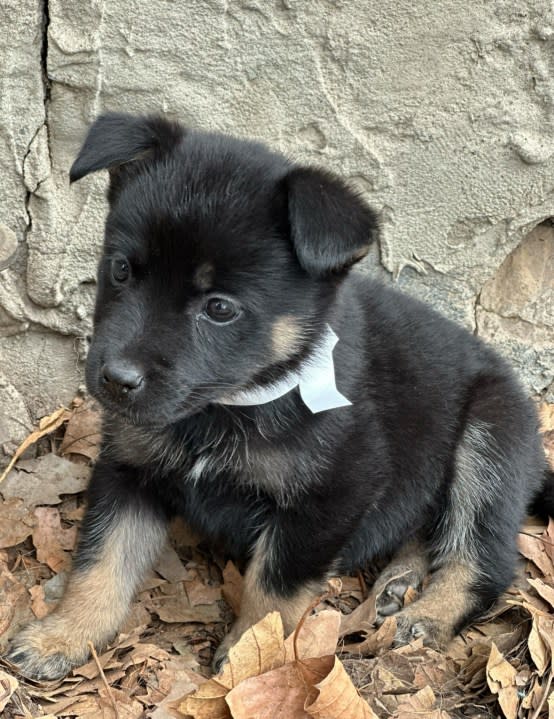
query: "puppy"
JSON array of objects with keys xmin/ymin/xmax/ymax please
[{"xmin": 8, "ymin": 113, "xmax": 552, "ymax": 679}]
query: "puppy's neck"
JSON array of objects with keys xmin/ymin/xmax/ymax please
[{"xmin": 219, "ymin": 324, "xmax": 352, "ymax": 414}]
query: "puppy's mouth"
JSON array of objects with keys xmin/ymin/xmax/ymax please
[{"xmin": 92, "ymin": 383, "xmax": 223, "ymax": 427}]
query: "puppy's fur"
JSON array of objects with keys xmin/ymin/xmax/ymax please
[{"xmin": 8, "ymin": 113, "xmax": 553, "ymax": 679}]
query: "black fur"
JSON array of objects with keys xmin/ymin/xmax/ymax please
[{"xmin": 9, "ymin": 113, "xmax": 552, "ymax": 677}]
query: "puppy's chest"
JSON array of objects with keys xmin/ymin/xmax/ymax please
[
  {"xmin": 110, "ymin": 419, "xmax": 323, "ymax": 503},
  {"xmin": 187, "ymin": 434, "xmax": 321, "ymax": 503}
]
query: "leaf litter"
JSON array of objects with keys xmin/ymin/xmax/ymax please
[{"xmin": 0, "ymin": 400, "xmax": 552, "ymax": 717}]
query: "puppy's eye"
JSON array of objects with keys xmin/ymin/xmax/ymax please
[
  {"xmin": 111, "ymin": 257, "xmax": 130, "ymax": 283},
  {"xmin": 204, "ymin": 297, "xmax": 240, "ymax": 324}
]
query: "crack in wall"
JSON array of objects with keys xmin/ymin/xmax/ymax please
[{"xmin": 22, "ymin": 0, "xmax": 51, "ymax": 246}]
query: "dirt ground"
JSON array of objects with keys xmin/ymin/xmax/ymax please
[{"xmin": 0, "ymin": 398, "xmax": 553, "ymax": 719}]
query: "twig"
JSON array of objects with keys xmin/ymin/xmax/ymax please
[
  {"xmin": 87, "ymin": 641, "xmax": 119, "ymax": 719},
  {"xmin": 530, "ymin": 669, "xmax": 552, "ymax": 719}
]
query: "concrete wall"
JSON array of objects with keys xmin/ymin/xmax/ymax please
[{"xmin": 1, "ymin": 0, "xmax": 553, "ymax": 456}]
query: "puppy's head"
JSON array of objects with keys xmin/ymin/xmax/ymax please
[{"xmin": 71, "ymin": 113, "xmax": 377, "ymax": 425}]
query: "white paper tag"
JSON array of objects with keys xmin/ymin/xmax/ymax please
[{"xmin": 220, "ymin": 324, "xmax": 352, "ymax": 414}]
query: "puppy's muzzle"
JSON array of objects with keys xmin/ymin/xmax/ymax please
[{"xmin": 101, "ymin": 359, "xmax": 144, "ymax": 400}]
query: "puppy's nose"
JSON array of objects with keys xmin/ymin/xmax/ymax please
[{"xmin": 101, "ymin": 360, "xmax": 144, "ymax": 395}]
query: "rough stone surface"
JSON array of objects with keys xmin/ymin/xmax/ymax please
[
  {"xmin": 1, "ymin": 0, "xmax": 553, "ymax": 450},
  {"xmin": 477, "ymin": 223, "xmax": 554, "ymax": 399}
]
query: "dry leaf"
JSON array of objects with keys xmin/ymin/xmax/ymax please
[
  {"xmin": 486, "ymin": 642, "xmax": 519, "ymax": 719},
  {"xmin": 181, "ymin": 612, "xmax": 286, "ymax": 717},
  {"xmin": 60, "ymin": 397, "xmax": 102, "ymax": 461},
  {"xmin": 180, "ymin": 678, "xmax": 230, "ymax": 719},
  {"xmin": 0, "ymin": 406, "xmax": 69, "ymax": 484},
  {"xmin": 0, "ymin": 559, "xmax": 30, "ymax": 641},
  {"xmin": 148, "ymin": 581, "xmax": 221, "ymax": 624},
  {"xmin": 154, "ymin": 544, "xmax": 192, "ymax": 583},
  {"xmin": 2, "ymin": 453, "xmax": 90, "ymax": 507},
  {"xmin": 30, "ymin": 584, "xmax": 50, "ymax": 619},
  {"xmin": 394, "ymin": 685, "xmax": 450, "ymax": 718},
  {"xmin": 32, "ymin": 506, "xmax": 77, "ymax": 572},
  {"xmin": 0, "ymin": 497, "xmax": 35, "ymax": 548},
  {"xmin": 284, "ymin": 610, "xmax": 341, "ymax": 662},
  {"xmin": 0, "ymin": 669, "xmax": 18, "ymax": 711},
  {"xmin": 528, "ymin": 577, "xmax": 554, "ymax": 610},
  {"xmin": 219, "ymin": 611, "xmax": 286, "ymax": 689},
  {"xmin": 518, "ymin": 533, "xmax": 554, "ymax": 580},
  {"xmin": 339, "ymin": 589, "xmax": 377, "ymax": 638},
  {"xmin": 305, "ymin": 655, "xmax": 378, "ymax": 719},
  {"xmin": 343, "ymin": 615, "xmax": 397, "ymax": 655},
  {"xmin": 185, "ymin": 576, "xmax": 222, "ymax": 607},
  {"xmin": 225, "ymin": 661, "xmax": 312, "ymax": 718}
]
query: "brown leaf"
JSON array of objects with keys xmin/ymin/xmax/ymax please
[
  {"xmin": 154, "ymin": 544, "xmax": 192, "ymax": 584},
  {"xmin": 0, "ymin": 669, "xmax": 18, "ymax": 711},
  {"xmin": 221, "ymin": 560, "xmax": 243, "ymax": 616},
  {"xmin": 339, "ymin": 588, "xmax": 377, "ymax": 638},
  {"xmin": 60, "ymin": 397, "xmax": 102, "ymax": 461},
  {"xmin": 32, "ymin": 506, "xmax": 77, "ymax": 572},
  {"xmin": 528, "ymin": 613, "xmax": 553, "ymax": 675},
  {"xmin": 225, "ymin": 661, "xmax": 312, "ymax": 718},
  {"xmin": 179, "ymin": 678, "xmax": 230, "ymax": 719},
  {"xmin": 305, "ymin": 655, "xmax": 379, "ymax": 719},
  {"xmin": 0, "ymin": 406, "xmax": 70, "ymax": 484},
  {"xmin": 518, "ymin": 533, "xmax": 554, "ymax": 581},
  {"xmin": 184, "ymin": 576, "xmax": 222, "ymax": 607},
  {"xmin": 0, "ymin": 497, "xmax": 35, "ymax": 548},
  {"xmin": 394, "ymin": 686, "xmax": 450, "ymax": 718},
  {"xmin": 150, "ymin": 666, "xmax": 204, "ymax": 719},
  {"xmin": 219, "ymin": 611, "xmax": 286, "ymax": 689},
  {"xmin": 30, "ymin": 584, "xmax": 50, "ymax": 619},
  {"xmin": 0, "ymin": 558, "xmax": 30, "ymax": 642},
  {"xmin": 148, "ymin": 582, "xmax": 221, "ymax": 624},
  {"xmin": 486, "ymin": 642, "xmax": 519, "ymax": 719},
  {"xmin": 284, "ymin": 610, "xmax": 341, "ymax": 662},
  {"xmin": 528, "ymin": 577, "xmax": 554, "ymax": 610},
  {"xmin": 180, "ymin": 612, "xmax": 286, "ymax": 717},
  {"xmin": 1, "ymin": 454, "xmax": 90, "ymax": 507},
  {"xmin": 343, "ymin": 616, "xmax": 396, "ymax": 656}
]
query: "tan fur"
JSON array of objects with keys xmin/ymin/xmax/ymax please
[
  {"xmin": 395, "ymin": 560, "xmax": 475, "ymax": 647},
  {"xmin": 11, "ymin": 509, "xmax": 166, "ymax": 676},
  {"xmin": 214, "ymin": 530, "xmax": 322, "ymax": 663},
  {"xmin": 193, "ymin": 262, "xmax": 214, "ymax": 290},
  {"xmin": 271, "ymin": 316, "xmax": 304, "ymax": 362}
]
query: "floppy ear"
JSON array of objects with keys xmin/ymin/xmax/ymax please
[
  {"xmin": 69, "ymin": 112, "xmax": 184, "ymax": 202},
  {"xmin": 285, "ymin": 167, "xmax": 378, "ymax": 277}
]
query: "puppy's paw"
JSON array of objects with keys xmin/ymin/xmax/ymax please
[
  {"xmin": 392, "ymin": 613, "xmax": 451, "ymax": 649},
  {"xmin": 374, "ymin": 569, "xmax": 422, "ymax": 626},
  {"xmin": 6, "ymin": 620, "xmax": 89, "ymax": 681}
]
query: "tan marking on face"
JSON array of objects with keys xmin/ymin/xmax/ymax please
[
  {"xmin": 396, "ymin": 560, "xmax": 476, "ymax": 647},
  {"xmin": 193, "ymin": 262, "xmax": 215, "ymax": 291},
  {"xmin": 271, "ymin": 316, "xmax": 304, "ymax": 362}
]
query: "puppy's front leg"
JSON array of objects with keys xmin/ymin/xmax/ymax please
[
  {"xmin": 213, "ymin": 527, "xmax": 326, "ymax": 670},
  {"xmin": 7, "ymin": 461, "xmax": 168, "ymax": 680}
]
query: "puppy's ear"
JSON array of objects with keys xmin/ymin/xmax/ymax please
[
  {"xmin": 285, "ymin": 167, "xmax": 378, "ymax": 277},
  {"xmin": 70, "ymin": 112, "xmax": 184, "ymax": 201}
]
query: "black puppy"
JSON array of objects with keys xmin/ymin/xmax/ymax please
[{"xmin": 8, "ymin": 113, "xmax": 553, "ymax": 679}]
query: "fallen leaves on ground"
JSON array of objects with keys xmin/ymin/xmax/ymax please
[{"xmin": 0, "ymin": 400, "xmax": 553, "ymax": 717}]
